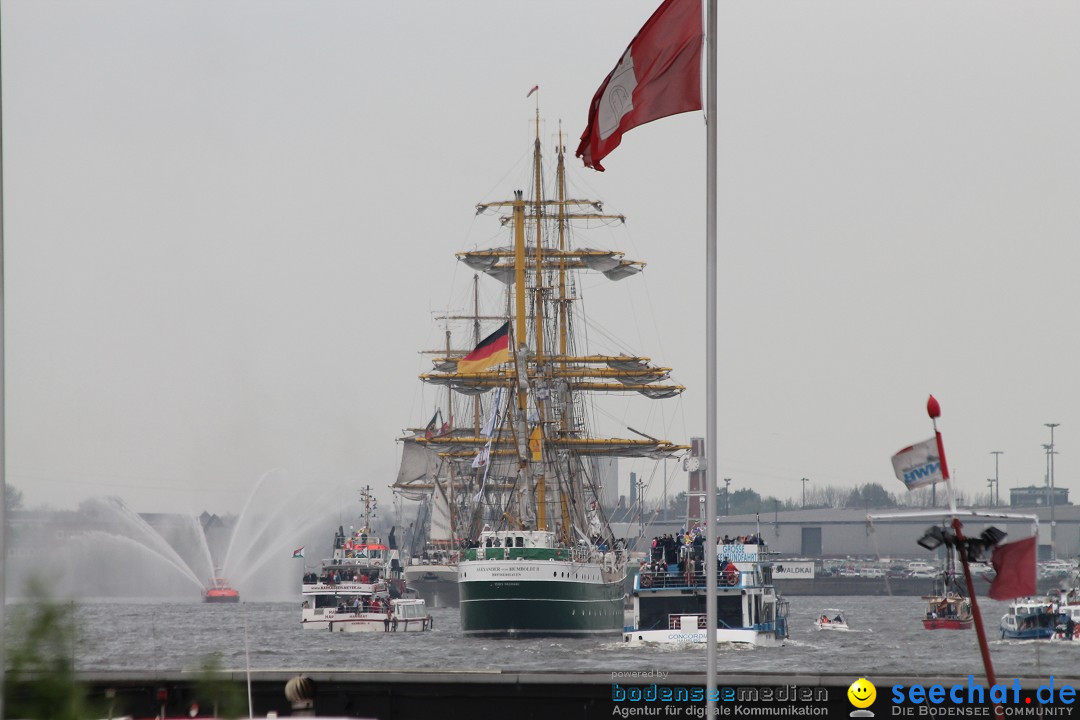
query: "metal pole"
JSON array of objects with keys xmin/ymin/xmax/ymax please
[
  {"xmin": 950, "ymin": 519, "xmax": 1001, "ymax": 717},
  {"xmin": 800, "ymin": 477, "xmax": 809, "ymax": 508},
  {"xmin": 1046, "ymin": 423, "xmax": 1058, "ymax": 560},
  {"xmin": 991, "ymin": 451, "xmax": 1002, "ymax": 508},
  {"xmin": 0, "ymin": 14, "xmax": 7, "ymax": 714},
  {"xmin": 705, "ymin": 0, "xmax": 718, "ymax": 712}
]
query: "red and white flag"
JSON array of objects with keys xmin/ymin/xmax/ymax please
[
  {"xmin": 576, "ymin": 0, "xmax": 703, "ymax": 171},
  {"xmin": 527, "ymin": 85, "xmax": 539, "ymax": 98}
]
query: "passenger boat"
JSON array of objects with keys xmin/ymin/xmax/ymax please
[
  {"xmin": 623, "ymin": 540, "xmax": 789, "ymax": 646},
  {"xmin": 1000, "ymin": 597, "xmax": 1057, "ymax": 640},
  {"xmin": 300, "ymin": 487, "xmax": 407, "ymax": 630},
  {"xmin": 1046, "ymin": 577, "xmax": 1080, "ymax": 641},
  {"xmin": 403, "ymin": 542, "xmax": 459, "ymax": 608},
  {"xmin": 203, "ymin": 577, "xmax": 239, "ymax": 603},
  {"xmin": 814, "ymin": 609, "xmax": 850, "ymax": 631},
  {"xmin": 326, "ymin": 598, "xmax": 432, "ymax": 633}
]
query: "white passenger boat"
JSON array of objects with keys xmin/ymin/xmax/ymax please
[
  {"xmin": 326, "ymin": 598, "xmax": 432, "ymax": 633},
  {"xmin": 300, "ymin": 487, "xmax": 408, "ymax": 630},
  {"xmin": 622, "ymin": 540, "xmax": 788, "ymax": 647}
]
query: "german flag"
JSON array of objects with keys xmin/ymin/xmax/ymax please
[{"xmin": 458, "ymin": 322, "xmax": 511, "ymax": 373}]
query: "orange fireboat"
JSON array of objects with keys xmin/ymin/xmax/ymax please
[{"xmin": 204, "ymin": 577, "xmax": 240, "ymax": 603}]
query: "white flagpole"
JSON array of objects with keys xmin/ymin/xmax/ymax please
[{"xmin": 705, "ymin": 0, "xmax": 718, "ymax": 713}]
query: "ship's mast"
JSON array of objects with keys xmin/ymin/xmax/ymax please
[
  {"xmin": 554, "ymin": 126, "xmax": 575, "ymax": 543},
  {"xmin": 531, "ymin": 109, "xmax": 548, "ymax": 532},
  {"xmin": 512, "ymin": 189, "xmax": 533, "ymax": 526}
]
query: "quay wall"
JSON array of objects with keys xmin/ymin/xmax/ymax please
[{"xmin": 34, "ymin": 670, "xmax": 1080, "ymax": 720}]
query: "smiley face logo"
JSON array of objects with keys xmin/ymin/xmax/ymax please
[{"xmin": 848, "ymin": 678, "xmax": 876, "ymax": 709}]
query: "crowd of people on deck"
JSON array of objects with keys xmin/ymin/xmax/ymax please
[{"xmin": 642, "ymin": 527, "xmax": 760, "ymax": 581}]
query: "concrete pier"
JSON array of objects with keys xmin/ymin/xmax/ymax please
[{"xmin": 30, "ymin": 670, "xmax": 1080, "ymax": 720}]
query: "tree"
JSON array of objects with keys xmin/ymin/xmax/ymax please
[
  {"xmin": 846, "ymin": 483, "xmax": 898, "ymax": 508},
  {"xmin": 5, "ymin": 484, "xmax": 24, "ymax": 513},
  {"xmin": 729, "ymin": 488, "xmax": 763, "ymax": 516},
  {"xmin": 668, "ymin": 491, "xmax": 688, "ymax": 518}
]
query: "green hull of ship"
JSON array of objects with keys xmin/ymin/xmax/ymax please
[{"xmin": 459, "ymin": 574, "xmax": 624, "ymax": 636}]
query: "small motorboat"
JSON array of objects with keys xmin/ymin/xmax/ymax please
[
  {"xmin": 814, "ymin": 609, "xmax": 850, "ymax": 631},
  {"xmin": 204, "ymin": 577, "xmax": 240, "ymax": 603}
]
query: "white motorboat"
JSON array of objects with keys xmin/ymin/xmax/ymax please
[{"xmin": 814, "ymin": 609, "xmax": 851, "ymax": 631}]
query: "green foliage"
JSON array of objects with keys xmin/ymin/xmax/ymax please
[
  {"xmin": 5, "ymin": 484, "xmax": 24, "ymax": 512},
  {"xmin": 4, "ymin": 577, "xmax": 92, "ymax": 720},
  {"xmin": 194, "ymin": 653, "xmax": 249, "ymax": 719},
  {"xmin": 667, "ymin": 491, "xmax": 688, "ymax": 515},
  {"xmin": 846, "ymin": 482, "xmax": 898, "ymax": 508}
]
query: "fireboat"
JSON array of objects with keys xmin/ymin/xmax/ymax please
[{"xmin": 204, "ymin": 577, "xmax": 240, "ymax": 603}]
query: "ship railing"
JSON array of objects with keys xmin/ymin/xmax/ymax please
[
  {"xmin": 667, "ymin": 614, "xmax": 708, "ymax": 630},
  {"xmin": 639, "ymin": 568, "xmax": 743, "ymax": 590},
  {"xmin": 667, "ymin": 614, "xmax": 750, "ymax": 631}
]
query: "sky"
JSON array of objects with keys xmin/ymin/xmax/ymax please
[{"xmin": 3, "ymin": 1, "xmax": 1079, "ymax": 520}]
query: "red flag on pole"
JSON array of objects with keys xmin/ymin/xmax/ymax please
[
  {"xmin": 576, "ymin": 0, "xmax": 703, "ymax": 171},
  {"xmin": 988, "ymin": 536, "xmax": 1037, "ymax": 600}
]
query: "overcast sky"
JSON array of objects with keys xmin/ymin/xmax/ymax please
[{"xmin": 3, "ymin": 1, "xmax": 1078, "ymax": 521}]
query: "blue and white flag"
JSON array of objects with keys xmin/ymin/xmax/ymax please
[
  {"xmin": 481, "ymin": 388, "xmax": 503, "ymax": 438},
  {"xmin": 891, "ymin": 437, "xmax": 944, "ymax": 490}
]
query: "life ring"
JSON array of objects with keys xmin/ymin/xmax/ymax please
[
  {"xmin": 722, "ymin": 570, "xmax": 740, "ymax": 587},
  {"xmin": 640, "ymin": 574, "xmax": 653, "ymax": 588}
]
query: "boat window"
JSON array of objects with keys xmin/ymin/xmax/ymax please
[
  {"xmin": 515, "ymin": 536, "xmax": 524, "ymax": 547},
  {"xmin": 505, "ymin": 536, "xmax": 513, "ymax": 547}
]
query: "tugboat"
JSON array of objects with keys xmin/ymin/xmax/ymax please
[
  {"xmin": 203, "ymin": 577, "xmax": 239, "ymax": 603},
  {"xmin": 922, "ymin": 549, "xmax": 973, "ymax": 630}
]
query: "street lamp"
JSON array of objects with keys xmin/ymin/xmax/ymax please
[
  {"xmin": 1045, "ymin": 423, "xmax": 1060, "ymax": 560},
  {"xmin": 723, "ymin": 477, "xmax": 731, "ymax": 516},
  {"xmin": 990, "ymin": 450, "xmax": 1003, "ymax": 507},
  {"xmin": 800, "ymin": 477, "xmax": 810, "ymax": 508},
  {"xmin": 986, "ymin": 478, "xmax": 995, "ymax": 507}
]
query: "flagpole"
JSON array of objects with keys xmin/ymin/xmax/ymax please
[
  {"xmin": 927, "ymin": 396, "xmax": 999, "ymax": 716},
  {"xmin": 705, "ymin": 0, "xmax": 718, "ymax": 714}
]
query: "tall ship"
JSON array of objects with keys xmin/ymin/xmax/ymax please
[{"xmin": 396, "ymin": 108, "xmax": 687, "ymax": 636}]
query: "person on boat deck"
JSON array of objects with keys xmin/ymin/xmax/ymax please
[
  {"xmin": 353, "ymin": 597, "xmax": 361, "ymax": 614},
  {"xmin": 360, "ymin": 573, "xmax": 370, "ymax": 583},
  {"xmin": 820, "ymin": 614, "xmax": 830, "ymax": 624}
]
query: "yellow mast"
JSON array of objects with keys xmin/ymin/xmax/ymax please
[{"xmin": 511, "ymin": 189, "xmax": 531, "ymax": 525}]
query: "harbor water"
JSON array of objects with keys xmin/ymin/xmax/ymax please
[{"xmin": 42, "ymin": 594, "xmax": 1078, "ymax": 678}]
